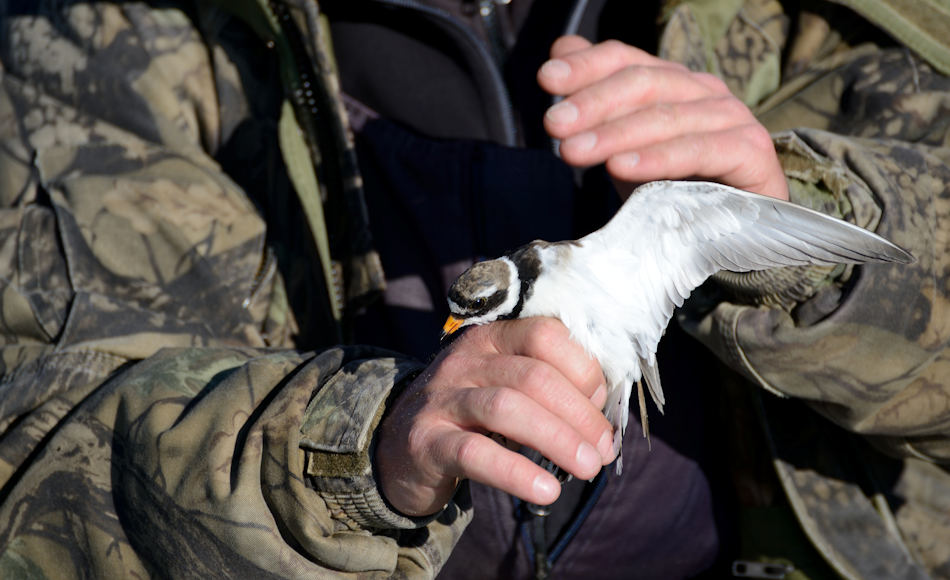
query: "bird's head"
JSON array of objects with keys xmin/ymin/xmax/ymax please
[{"xmin": 442, "ymin": 257, "xmax": 521, "ymax": 340}]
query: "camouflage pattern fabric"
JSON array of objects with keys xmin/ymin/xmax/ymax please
[
  {"xmin": 1, "ymin": 0, "xmax": 949, "ymax": 579},
  {"xmin": 0, "ymin": 2, "xmax": 464, "ymax": 578},
  {"xmin": 664, "ymin": 0, "xmax": 950, "ymax": 577}
]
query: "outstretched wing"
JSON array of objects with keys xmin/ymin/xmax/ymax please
[{"xmin": 583, "ymin": 180, "xmax": 913, "ymax": 428}]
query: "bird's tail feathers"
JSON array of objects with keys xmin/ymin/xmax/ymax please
[
  {"xmin": 614, "ymin": 440, "xmax": 624, "ymax": 475},
  {"xmin": 638, "ymin": 356, "xmax": 665, "ymax": 412},
  {"xmin": 636, "ymin": 380, "xmax": 650, "ymax": 449},
  {"xmin": 614, "ymin": 377, "xmax": 658, "ymax": 476},
  {"xmin": 605, "ymin": 380, "xmax": 630, "ymax": 475},
  {"xmin": 606, "ymin": 360, "xmax": 665, "ymax": 475}
]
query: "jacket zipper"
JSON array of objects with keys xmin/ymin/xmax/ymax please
[
  {"xmin": 547, "ymin": 0, "xmax": 590, "ymax": 156},
  {"xmin": 477, "ymin": 0, "xmax": 508, "ymax": 69},
  {"xmin": 364, "ymin": 0, "xmax": 519, "ymax": 146}
]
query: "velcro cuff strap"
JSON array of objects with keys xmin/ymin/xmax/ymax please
[{"xmin": 301, "ymin": 357, "xmax": 430, "ymax": 529}]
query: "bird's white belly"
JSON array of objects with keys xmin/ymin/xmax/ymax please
[{"xmin": 522, "ymin": 254, "xmax": 643, "ymax": 432}]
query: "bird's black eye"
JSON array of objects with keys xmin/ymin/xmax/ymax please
[{"xmin": 473, "ymin": 297, "xmax": 487, "ymax": 309}]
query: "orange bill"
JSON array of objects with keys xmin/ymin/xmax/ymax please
[{"xmin": 442, "ymin": 315, "xmax": 464, "ymax": 335}]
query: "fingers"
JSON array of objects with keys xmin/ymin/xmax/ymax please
[
  {"xmin": 375, "ymin": 317, "xmax": 616, "ymax": 516},
  {"xmin": 428, "ymin": 383, "xmax": 607, "ymax": 504},
  {"xmin": 605, "ymin": 125, "xmax": 788, "ymax": 200},
  {"xmin": 447, "ymin": 320, "xmax": 613, "ymax": 462},
  {"xmin": 424, "ymin": 379, "xmax": 609, "ymax": 506},
  {"xmin": 435, "ymin": 430, "xmax": 563, "ymax": 506},
  {"xmin": 537, "ymin": 36, "xmax": 790, "ymax": 201},
  {"xmin": 485, "ymin": 317, "xmax": 604, "ymax": 399},
  {"xmin": 544, "ymin": 65, "xmax": 722, "ymax": 138},
  {"xmin": 556, "ymin": 95, "xmax": 747, "ymax": 162},
  {"xmin": 449, "ymin": 381, "xmax": 610, "ymax": 472},
  {"xmin": 539, "ymin": 38, "xmax": 685, "ymax": 97},
  {"xmin": 467, "ymin": 356, "xmax": 609, "ymax": 443},
  {"xmin": 549, "ymin": 34, "xmax": 591, "ymax": 59}
]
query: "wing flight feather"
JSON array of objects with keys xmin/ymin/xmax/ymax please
[{"xmin": 585, "ymin": 180, "xmax": 913, "ymax": 433}]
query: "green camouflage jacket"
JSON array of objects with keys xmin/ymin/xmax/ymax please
[
  {"xmin": 0, "ymin": 0, "xmax": 948, "ymax": 579},
  {"xmin": 0, "ymin": 1, "xmax": 461, "ymax": 578},
  {"xmin": 665, "ymin": 1, "xmax": 950, "ymax": 578}
]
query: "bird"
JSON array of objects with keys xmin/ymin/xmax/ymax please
[{"xmin": 441, "ymin": 180, "xmax": 914, "ymax": 473}]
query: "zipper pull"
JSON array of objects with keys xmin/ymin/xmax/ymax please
[{"xmin": 731, "ymin": 560, "xmax": 795, "ymax": 579}]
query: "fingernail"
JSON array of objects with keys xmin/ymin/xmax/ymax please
[
  {"xmin": 533, "ymin": 474, "xmax": 559, "ymax": 503},
  {"xmin": 546, "ymin": 101, "xmax": 578, "ymax": 125},
  {"xmin": 597, "ymin": 430, "xmax": 614, "ymax": 462},
  {"xmin": 614, "ymin": 151, "xmax": 640, "ymax": 167},
  {"xmin": 564, "ymin": 131, "xmax": 597, "ymax": 153},
  {"xmin": 540, "ymin": 59, "xmax": 571, "ymax": 80},
  {"xmin": 576, "ymin": 441, "xmax": 600, "ymax": 472}
]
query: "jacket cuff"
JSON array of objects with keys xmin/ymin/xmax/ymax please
[{"xmin": 300, "ymin": 356, "xmax": 427, "ymax": 530}]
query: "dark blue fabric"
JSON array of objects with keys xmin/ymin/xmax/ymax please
[
  {"xmin": 352, "ymin": 117, "xmax": 581, "ymax": 359},
  {"xmin": 438, "ymin": 402, "xmax": 721, "ymax": 580},
  {"xmin": 350, "ymin": 117, "xmax": 727, "ymax": 579},
  {"xmin": 436, "ymin": 324, "xmax": 733, "ymax": 579}
]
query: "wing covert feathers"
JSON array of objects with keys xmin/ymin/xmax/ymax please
[{"xmin": 591, "ymin": 180, "xmax": 913, "ymax": 359}]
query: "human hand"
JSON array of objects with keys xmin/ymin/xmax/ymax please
[
  {"xmin": 375, "ymin": 317, "xmax": 615, "ymax": 517},
  {"xmin": 538, "ymin": 35, "xmax": 789, "ymax": 201}
]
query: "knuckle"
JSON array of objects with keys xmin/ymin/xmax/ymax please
[
  {"xmin": 653, "ymin": 101, "xmax": 678, "ymax": 127},
  {"xmin": 454, "ymin": 433, "xmax": 484, "ymax": 469},
  {"xmin": 526, "ymin": 317, "xmax": 567, "ymax": 348},
  {"xmin": 578, "ymin": 404, "xmax": 608, "ymax": 433},
  {"xmin": 482, "ymin": 387, "xmax": 518, "ymax": 418},
  {"xmin": 549, "ymin": 425, "xmax": 582, "ymax": 457},
  {"xmin": 744, "ymin": 123, "xmax": 775, "ymax": 150},
  {"xmin": 601, "ymin": 39, "xmax": 647, "ymax": 65},
  {"xmin": 500, "ymin": 456, "xmax": 525, "ymax": 488},
  {"xmin": 696, "ymin": 72, "xmax": 730, "ymax": 94},
  {"xmin": 455, "ymin": 323, "xmax": 489, "ymax": 349},
  {"xmin": 435, "ymin": 348, "xmax": 477, "ymax": 381},
  {"xmin": 575, "ymin": 86, "xmax": 607, "ymax": 119},
  {"xmin": 717, "ymin": 95, "xmax": 752, "ymax": 120},
  {"xmin": 440, "ymin": 350, "xmax": 466, "ymax": 373},
  {"xmin": 600, "ymin": 39, "xmax": 626, "ymax": 53},
  {"xmin": 519, "ymin": 361, "xmax": 556, "ymax": 394},
  {"xmin": 620, "ymin": 66, "xmax": 655, "ymax": 96},
  {"xmin": 405, "ymin": 421, "xmax": 434, "ymax": 459},
  {"xmin": 567, "ymin": 48, "xmax": 597, "ymax": 75},
  {"xmin": 600, "ymin": 39, "xmax": 636, "ymax": 64},
  {"xmin": 550, "ymin": 35, "xmax": 573, "ymax": 56},
  {"xmin": 687, "ymin": 131, "xmax": 710, "ymax": 157}
]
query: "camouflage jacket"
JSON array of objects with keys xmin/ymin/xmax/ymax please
[
  {"xmin": 665, "ymin": 0, "xmax": 950, "ymax": 578},
  {"xmin": 0, "ymin": 1, "xmax": 949, "ymax": 580},
  {"xmin": 0, "ymin": 1, "xmax": 463, "ymax": 578}
]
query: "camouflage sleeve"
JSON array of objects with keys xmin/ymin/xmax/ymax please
[
  {"xmin": 0, "ymin": 344, "xmax": 469, "ymax": 579},
  {"xmin": 0, "ymin": 4, "xmax": 468, "ymax": 578},
  {"xmin": 680, "ymin": 26, "xmax": 950, "ymax": 460}
]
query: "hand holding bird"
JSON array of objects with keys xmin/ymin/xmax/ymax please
[
  {"xmin": 375, "ymin": 38, "xmax": 911, "ymax": 518},
  {"xmin": 375, "ymin": 317, "xmax": 616, "ymax": 516}
]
